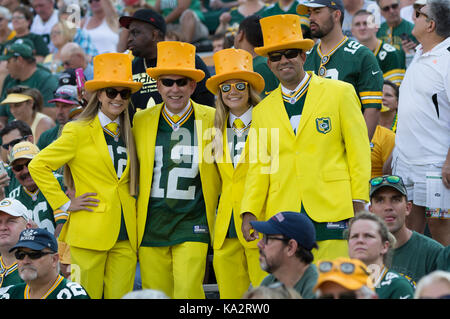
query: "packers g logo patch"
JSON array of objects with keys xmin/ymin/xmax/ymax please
[{"xmin": 316, "ymin": 117, "xmax": 331, "ymax": 134}]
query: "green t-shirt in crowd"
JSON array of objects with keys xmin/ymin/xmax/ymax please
[
  {"xmin": 37, "ymin": 124, "xmax": 60, "ymax": 150},
  {"xmin": 375, "ymin": 268, "xmax": 415, "ymax": 299}
]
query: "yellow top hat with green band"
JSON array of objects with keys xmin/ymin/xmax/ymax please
[
  {"xmin": 254, "ymin": 14, "xmax": 315, "ymax": 57},
  {"xmin": 84, "ymin": 53, "xmax": 142, "ymax": 93},
  {"xmin": 206, "ymin": 48, "xmax": 265, "ymax": 95},
  {"xmin": 0, "ymin": 93, "xmax": 33, "ymax": 105},
  {"xmin": 146, "ymin": 41, "xmax": 205, "ymax": 83}
]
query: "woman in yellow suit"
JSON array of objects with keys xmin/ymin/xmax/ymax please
[
  {"xmin": 28, "ymin": 53, "xmax": 142, "ymax": 299},
  {"xmin": 205, "ymin": 48, "xmax": 268, "ymax": 299}
]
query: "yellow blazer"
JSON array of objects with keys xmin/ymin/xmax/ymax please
[
  {"xmin": 28, "ymin": 115, "xmax": 137, "ymax": 252},
  {"xmin": 240, "ymin": 73, "xmax": 371, "ymax": 223},
  {"xmin": 132, "ymin": 100, "xmax": 221, "ymax": 247},
  {"xmin": 213, "ymin": 119, "xmax": 257, "ymax": 250}
]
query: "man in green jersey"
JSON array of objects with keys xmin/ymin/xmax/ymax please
[
  {"xmin": 298, "ymin": 0, "xmax": 384, "ymax": 140},
  {"xmin": 0, "ymin": 198, "xmax": 32, "ymax": 289},
  {"xmin": 2, "ymin": 142, "xmax": 66, "ymax": 236},
  {"xmin": 369, "ymin": 175, "xmax": 444, "ymax": 288},
  {"xmin": 352, "ymin": 9, "xmax": 405, "ymax": 85},
  {"xmin": 0, "ymin": 228, "xmax": 90, "ymax": 299}
]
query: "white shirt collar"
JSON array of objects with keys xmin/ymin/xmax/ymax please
[
  {"xmin": 164, "ymin": 100, "xmax": 191, "ymax": 117},
  {"xmin": 229, "ymin": 106, "xmax": 253, "ymax": 128},
  {"xmin": 98, "ymin": 110, "xmax": 120, "ymax": 128},
  {"xmin": 280, "ymin": 72, "xmax": 310, "ymax": 96}
]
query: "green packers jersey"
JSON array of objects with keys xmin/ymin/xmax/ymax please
[
  {"xmin": 0, "ymin": 257, "xmax": 23, "ymax": 288},
  {"xmin": 0, "ymin": 275, "xmax": 90, "ymax": 299},
  {"xmin": 4, "ymin": 168, "xmax": 66, "ymax": 235},
  {"xmin": 374, "ymin": 40, "xmax": 405, "ymax": 85},
  {"xmin": 141, "ymin": 106, "xmax": 209, "ymax": 247},
  {"xmin": 304, "ymin": 37, "xmax": 383, "ymax": 110},
  {"xmin": 261, "ymin": 0, "xmax": 300, "ymax": 17},
  {"xmin": 103, "ymin": 129, "xmax": 128, "ymax": 240},
  {"xmin": 375, "ymin": 268, "xmax": 415, "ymax": 299}
]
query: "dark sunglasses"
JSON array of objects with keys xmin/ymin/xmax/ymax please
[
  {"xmin": 381, "ymin": 3, "xmax": 399, "ymax": 12},
  {"xmin": 415, "ymin": 10, "xmax": 429, "ymax": 19},
  {"xmin": 263, "ymin": 234, "xmax": 290, "ymax": 245},
  {"xmin": 219, "ymin": 82, "xmax": 248, "ymax": 93},
  {"xmin": 160, "ymin": 78, "xmax": 189, "ymax": 87},
  {"xmin": 11, "ymin": 161, "xmax": 30, "ymax": 172},
  {"xmin": 15, "ymin": 250, "xmax": 53, "ymax": 260},
  {"xmin": 1, "ymin": 135, "xmax": 30, "ymax": 150},
  {"xmin": 104, "ymin": 88, "xmax": 132, "ymax": 100},
  {"xmin": 318, "ymin": 292, "xmax": 357, "ymax": 299},
  {"xmin": 268, "ymin": 49, "xmax": 301, "ymax": 62},
  {"xmin": 88, "ymin": 0, "xmax": 100, "ymax": 3},
  {"xmin": 369, "ymin": 175, "xmax": 402, "ymax": 187}
]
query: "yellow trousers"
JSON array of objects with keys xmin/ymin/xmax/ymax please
[
  {"xmin": 70, "ymin": 240, "xmax": 136, "ymax": 299},
  {"xmin": 139, "ymin": 242, "xmax": 208, "ymax": 299},
  {"xmin": 213, "ymin": 238, "xmax": 267, "ymax": 299},
  {"xmin": 312, "ymin": 239, "xmax": 349, "ymax": 262}
]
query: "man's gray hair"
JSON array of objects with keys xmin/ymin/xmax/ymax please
[
  {"xmin": 0, "ymin": 6, "xmax": 11, "ymax": 20},
  {"xmin": 428, "ymin": 0, "xmax": 450, "ymax": 38}
]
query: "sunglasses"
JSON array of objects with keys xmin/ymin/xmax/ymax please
[
  {"xmin": 318, "ymin": 261, "xmax": 358, "ymax": 274},
  {"xmin": 381, "ymin": 3, "xmax": 399, "ymax": 12},
  {"xmin": 1, "ymin": 135, "xmax": 30, "ymax": 150},
  {"xmin": 415, "ymin": 10, "xmax": 429, "ymax": 19},
  {"xmin": 88, "ymin": 0, "xmax": 100, "ymax": 3},
  {"xmin": 262, "ymin": 234, "xmax": 290, "ymax": 245},
  {"xmin": 160, "ymin": 78, "xmax": 189, "ymax": 87},
  {"xmin": 268, "ymin": 49, "xmax": 301, "ymax": 62},
  {"xmin": 219, "ymin": 82, "xmax": 248, "ymax": 93},
  {"xmin": 11, "ymin": 161, "xmax": 30, "ymax": 172},
  {"xmin": 104, "ymin": 88, "xmax": 132, "ymax": 100},
  {"xmin": 15, "ymin": 250, "xmax": 53, "ymax": 260},
  {"xmin": 318, "ymin": 292, "xmax": 357, "ymax": 299},
  {"xmin": 369, "ymin": 175, "xmax": 403, "ymax": 187}
]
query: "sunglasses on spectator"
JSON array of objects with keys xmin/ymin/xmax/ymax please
[
  {"xmin": 15, "ymin": 250, "xmax": 53, "ymax": 260},
  {"xmin": 318, "ymin": 292, "xmax": 357, "ymax": 299},
  {"xmin": 268, "ymin": 49, "xmax": 301, "ymax": 62},
  {"xmin": 369, "ymin": 175, "xmax": 403, "ymax": 187},
  {"xmin": 104, "ymin": 88, "xmax": 132, "ymax": 100},
  {"xmin": 381, "ymin": 3, "xmax": 399, "ymax": 12},
  {"xmin": 415, "ymin": 10, "xmax": 429, "ymax": 19},
  {"xmin": 88, "ymin": 0, "xmax": 100, "ymax": 3},
  {"xmin": 160, "ymin": 78, "xmax": 190, "ymax": 87},
  {"xmin": 219, "ymin": 82, "xmax": 248, "ymax": 93},
  {"xmin": 11, "ymin": 161, "xmax": 30, "ymax": 172},
  {"xmin": 1, "ymin": 135, "xmax": 30, "ymax": 150}
]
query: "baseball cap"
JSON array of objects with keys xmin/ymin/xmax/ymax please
[
  {"xmin": 315, "ymin": 258, "xmax": 373, "ymax": 291},
  {"xmin": 250, "ymin": 211, "xmax": 317, "ymax": 250},
  {"xmin": 119, "ymin": 9, "xmax": 166, "ymax": 35},
  {"xmin": 0, "ymin": 198, "xmax": 31, "ymax": 221},
  {"xmin": 9, "ymin": 141, "xmax": 40, "ymax": 165},
  {"xmin": 0, "ymin": 41, "xmax": 34, "ymax": 61},
  {"xmin": 48, "ymin": 85, "xmax": 79, "ymax": 105},
  {"xmin": 58, "ymin": 68, "xmax": 78, "ymax": 86},
  {"xmin": 369, "ymin": 175, "xmax": 407, "ymax": 198},
  {"xmin": 9, "ymin": 228, "xmax": 58, "ymax": 253},
  {"xmin": 297, "ymin": 0, "xmax": 344, "ymax": 15}
]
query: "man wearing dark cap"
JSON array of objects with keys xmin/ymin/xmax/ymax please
[
  {"xmin": 0, "ymin": 228, "xmax": 90, "ymax": 299},
  {"xmin": 368, "ymin": 175, "xmax": 444, "ymax": 288},
  {"xmin": 0, "ymin": 41, "xmax": 58, "ymax": 125},
  {"xmin": 298, "ymin": 0, "xmax": 383, "ymax": 140},
  {"xmin": 118, "ymin": 9, "xmax": 214, "ymax": 117},
  {"xmin": 250, "ymin": 211, "xmax": 319, "ymax": 298}
]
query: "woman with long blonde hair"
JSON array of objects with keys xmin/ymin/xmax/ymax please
[
  {"xmin": 205, "ymin": 48, "xmax": 267, "ymax": 299},
  {"xmin": 28, "ymin": 53, "xmax": 141, "ymax": 299}
]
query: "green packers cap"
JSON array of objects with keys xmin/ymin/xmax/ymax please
[
  {"xmin": 0, "ymin": 42, "xmax": 34, "ymax": 61},
  {"xmin": 369, "ymin": 175, "xmax": 407, "ymax": 198}
]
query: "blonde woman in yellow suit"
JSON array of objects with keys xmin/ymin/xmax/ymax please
[
  {"xmin": 28, "ymin": 53, "xmax": 142, "ymax": 299},
  {"xmin": 205, "ymin": 48, "xmax": 268, "ymax": 299},
  {"xmin": 132, "ymin": 42, "xmax": 221, "ymax": 299}
]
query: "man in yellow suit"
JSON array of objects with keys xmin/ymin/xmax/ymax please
[
  {"xmin": 240, "ymin": 14, "xmax": 371, "ymax": 261},
  {"xmin": 132, "ymin": 41, "xmax": 220, "ymax": 299}
]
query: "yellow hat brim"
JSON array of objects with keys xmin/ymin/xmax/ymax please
[
  {"xmin": 146, "ymin": 68, "xmax": 205, "ymax": 83},
  {"xmin": 0, "ymin": 93, "xmax": 33, "ymax": 105},
  {"xmin": 206, "ymin": 70, "xmax": 265, "ymax": 95},
  {"xmin": 84, "ymin": 80, "xmax": 142, "ymax": 93},
  {"xmin": 254, "ymin": 39, "xmax": 315, "ymax": 57}
]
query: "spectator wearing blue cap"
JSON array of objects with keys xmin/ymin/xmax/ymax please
[
  {"xmin": 0, "ymin": 228, "xmax": 90, "ymax": 299},
  {"xmin": 250, "ymin": 211, "xmax": 319, "ymax": 299}
]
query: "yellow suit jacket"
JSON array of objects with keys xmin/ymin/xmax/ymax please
[
  {"xmin": 240, "ymin": 73, "xmax": 371, "ymax": 223},
  {"xmin": 132, "ymin": 100, "xmax": 221, "ymax": 247},
  {"xmin": 28, "ymin": 116, "xmax": 137, "ymax": 252},
  {"xmin": 213, "ymin": 121, "xmax": 257, "ymax": 250}
]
